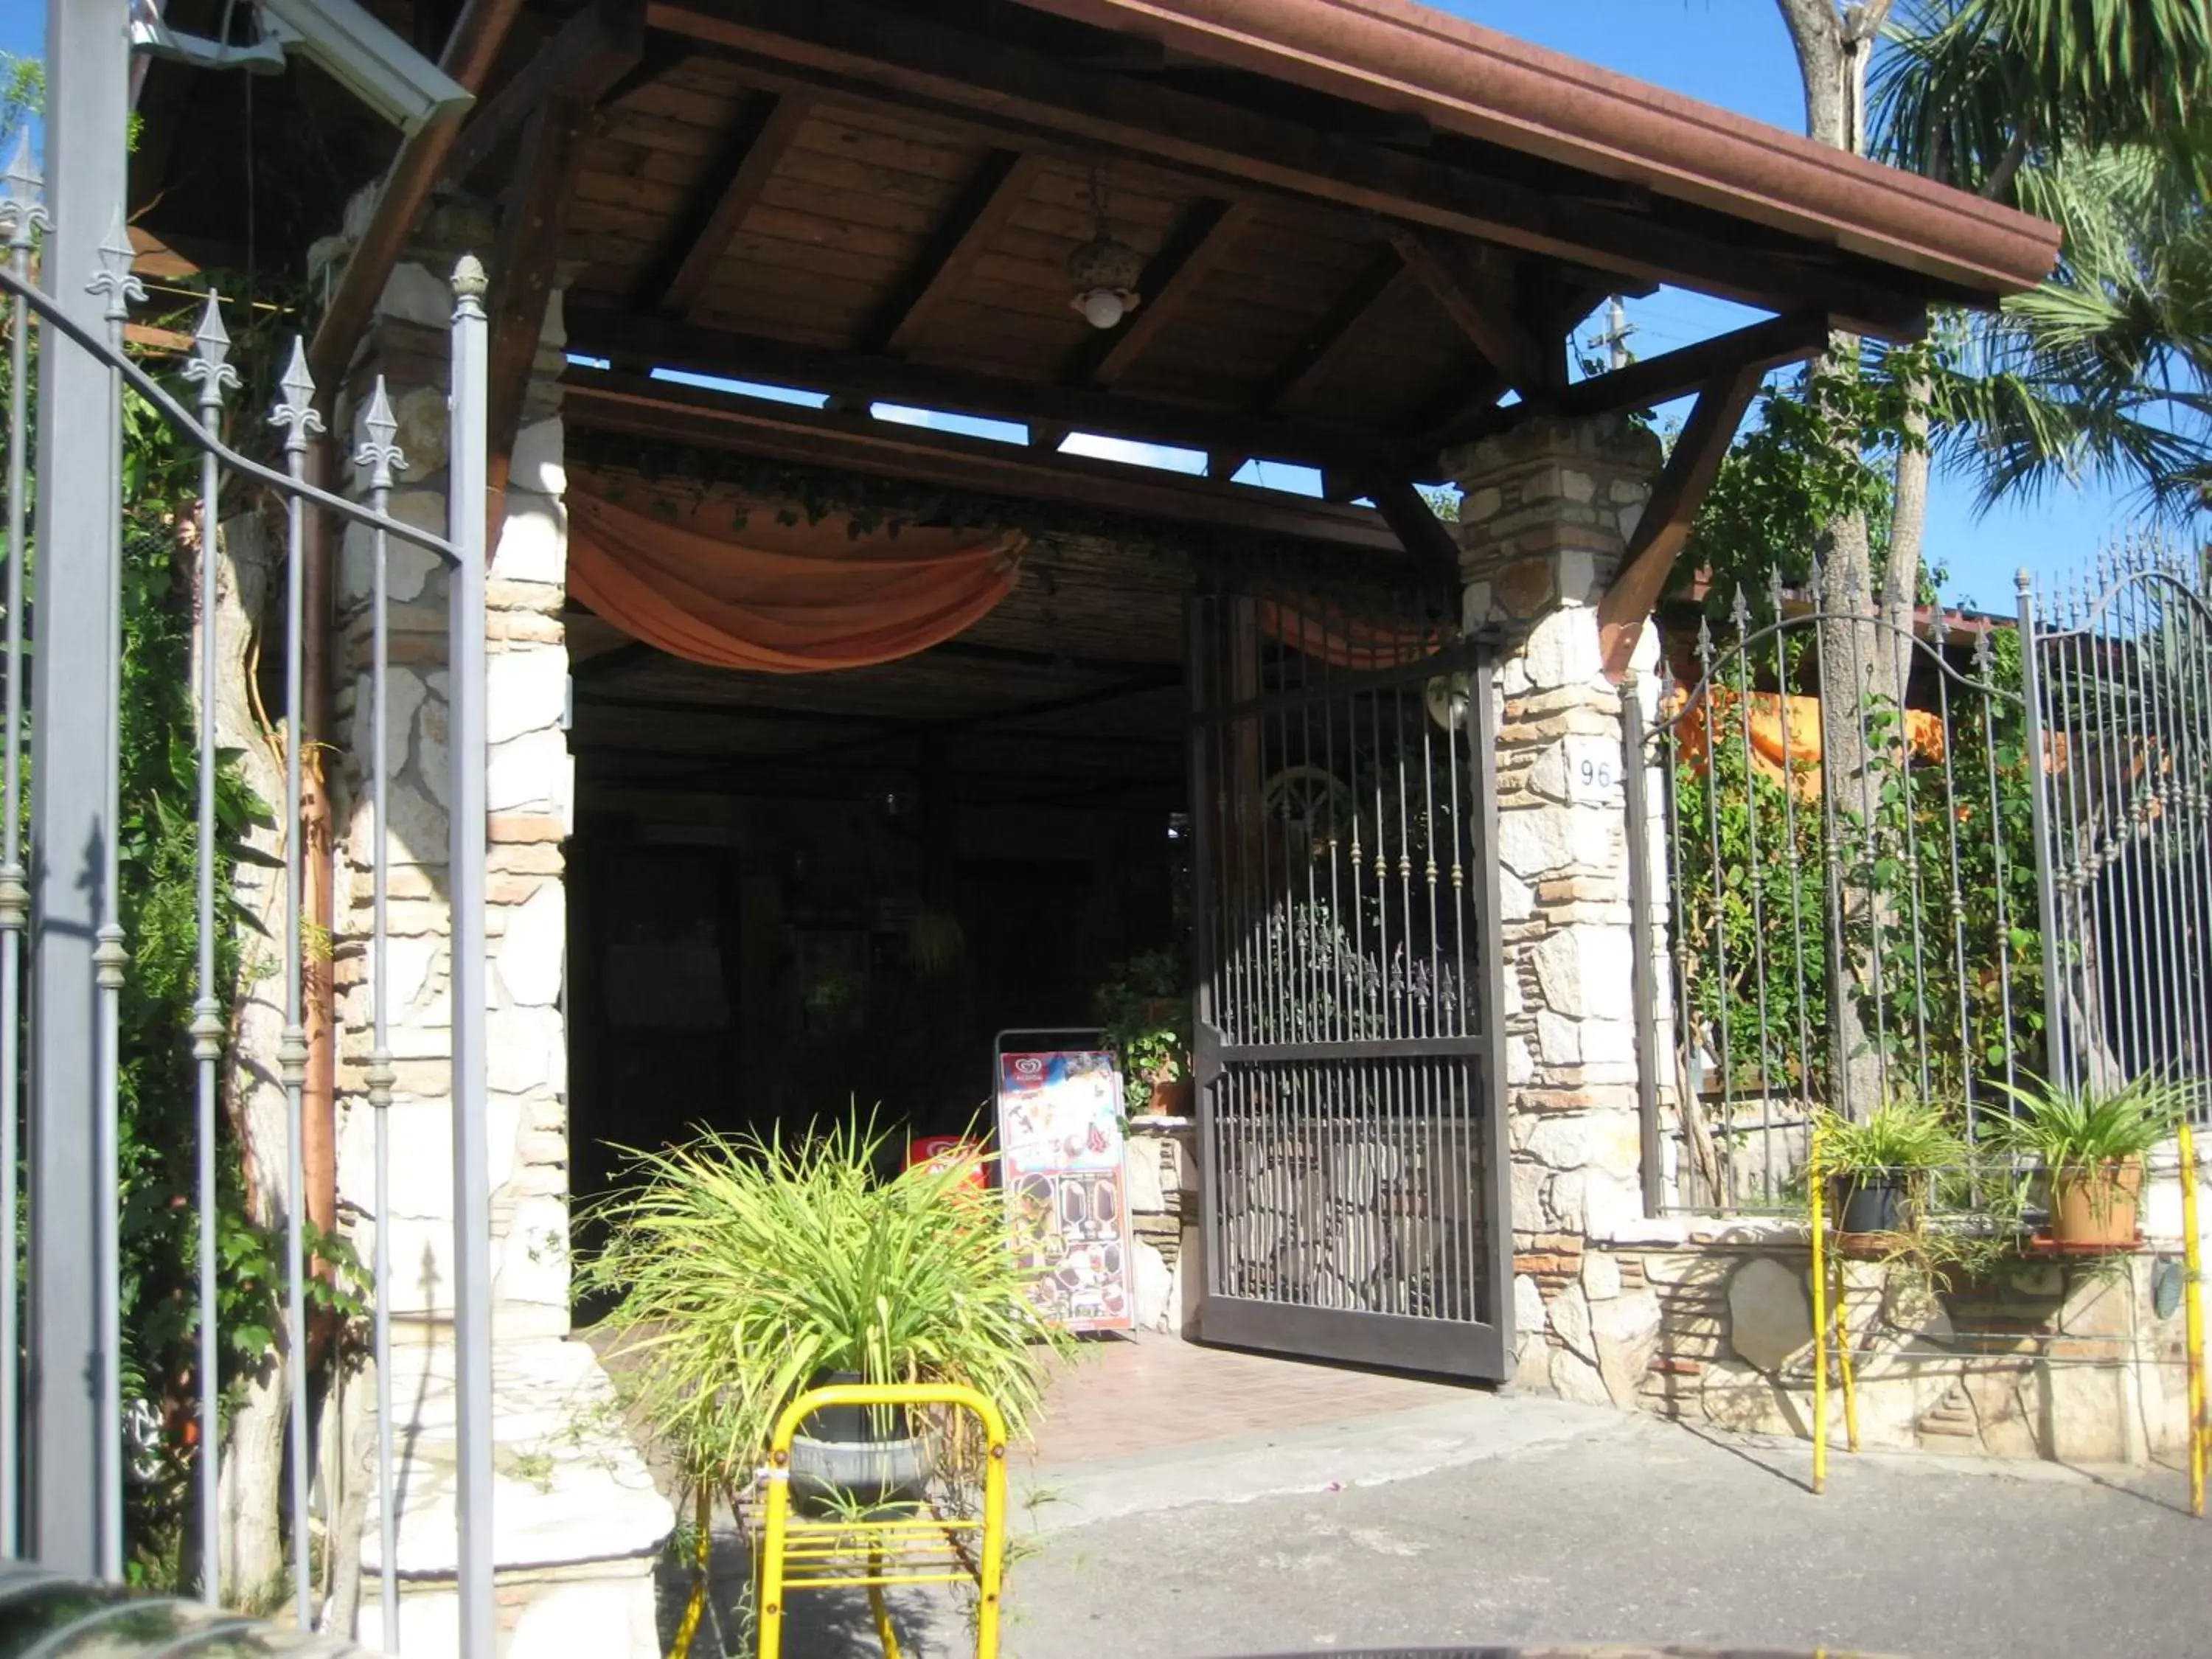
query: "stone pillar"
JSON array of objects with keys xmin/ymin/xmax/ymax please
[
  {"xmin": 330, "ymin": 216, "xmax": 575, "ymax": 1343},
  {"xmin": 324, "ymin": 215, "xmax": 667, "ymax": 1655},
  {"xmin": 1448, "ymin": 415, "xmax": 1670, "ymax": 1407}
]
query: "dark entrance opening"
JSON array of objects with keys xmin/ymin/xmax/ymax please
[{"xmin": 563, "ymin": 532, "xmax": 1192, "ymax": 1259}]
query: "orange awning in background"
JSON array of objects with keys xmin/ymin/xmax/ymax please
[
  {"xmin": 1255, "ymin": 597, "xmax": 1448, "ymax": 671},
  {"xmin": 566, "ymin": 479, "xmax": 1026, "ymax": 675},
  {"xmin": 1668, "ymin": 686, "xmax": 1947, "ymax": 799}
]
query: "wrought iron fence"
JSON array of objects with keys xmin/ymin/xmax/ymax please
[
  {"xmin": 1627, "ymin": 540, "xmax": 2212, "ymax": 1213},
  {"xmin": 2029, "ymin": 543, "xmax": 2212, "ymax": 1101},
  {"xmin": 0, "ymin": 138, "xmax": 497, "ymax": 1653}
]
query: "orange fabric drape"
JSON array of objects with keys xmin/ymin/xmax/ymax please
[
  {"xmin": 1255, "ymin": 597, "xmax": 1448, "ymax": 671},
  {"xmin": 566, "ymin": 483, "xmax": 1026, "ymax": 674},
  {"xmin": 1668, "ymin": 685, "xmax": 1948, "ymax": 800}
]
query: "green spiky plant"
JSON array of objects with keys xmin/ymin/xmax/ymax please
[
  {"xmin": 1816, "ymin": 1097, "xmax": 1969, "ymax": 1180},
  {"xmin": 1986, "ymin": 1071, "xmax": 2202, "ymax": 1173},
  {"xmin": 579, "ymin": 1114, "xmax": 1073, "ymax": 1498}
]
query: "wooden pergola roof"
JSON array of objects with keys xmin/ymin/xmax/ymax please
[{"xmin": 132, "ymin": 0, "xmax": 2059, "ymax": 590}]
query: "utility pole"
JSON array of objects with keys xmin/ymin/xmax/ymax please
[{"xmin": 1604, "ymin": 296, "xmax": 1633, "ymax": 371}]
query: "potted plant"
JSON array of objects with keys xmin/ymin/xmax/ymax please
[
  {"xmin": 580, "ymin": 1116, "xmax": 1071, "ymax": 1515},
  {"xmin": 1815, "ymin": 1099, "xmax": 1963, "ymax": 1251},
  {"xmin": 1094, "ymin": 951, "xmax": 1193, "ymax": 1118},
  {"xmin": 1989, "ymin": 1071, "xmax": 2202, "ymax": 1250}
]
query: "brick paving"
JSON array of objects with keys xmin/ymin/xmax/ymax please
[{"xmin": 1026, "ymin": 1332, "xmax": 1479, "ymax": 1467}]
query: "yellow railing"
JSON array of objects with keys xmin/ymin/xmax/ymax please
[{"xmin": 757, "ymin": 1382, "xmax": 1010, "ymax": 1659}]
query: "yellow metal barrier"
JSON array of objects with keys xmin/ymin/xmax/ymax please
[
  {"xmin": 757, "ymin": 1382, "xmax": 1009, "ymax": 1659},
  {"xmin": 2182, "ymin": 1120, "xmax": 2206, "ymax": 1520}
]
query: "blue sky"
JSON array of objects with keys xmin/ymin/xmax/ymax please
[{"xmin": 1, "ymin": 0, "xmax": 2136, "ymax": 611}]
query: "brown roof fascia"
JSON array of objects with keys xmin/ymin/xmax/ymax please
[{"xmin": 1012, "ymin": 0, "xmax": 2061, "ymax": 300}]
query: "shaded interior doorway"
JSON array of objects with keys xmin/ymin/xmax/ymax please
[{"xmin": 563, "ymin": 533, "xmax": 1192, "ymax": 1285}]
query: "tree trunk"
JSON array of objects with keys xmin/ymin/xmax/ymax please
[
  {"xmin": 1775, "ymin": 0, "xmax": 1894, "ymax": 1118},
  {"xmin": 205, "ymin": 507, "xmax": 298, "ymax": 1602},
  {"xmin": 1882, "ymin": 384, "xmax": 1932, "ymax": 706}
]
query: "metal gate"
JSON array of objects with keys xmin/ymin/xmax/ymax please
[{"xmin": 1186, "ymin": 579, "xmax": 1508, "ymax": 1377}]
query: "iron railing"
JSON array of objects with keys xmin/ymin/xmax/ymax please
[
  {"xmin": 1630, "ymin": 543, "xmax": 2212, "ymax": 1212},
  {"xmin": 0, "ymin": 123, "xmax": 496, "ymax": 1655},
  {"xmin": 2028, "ymin": 544, "xmax": 2212, "ymax": 1099}
]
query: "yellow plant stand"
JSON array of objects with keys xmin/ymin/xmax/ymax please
[{"xmin": 756, "ymin": 1382, "xmax": 1009, "ymax": 1659}]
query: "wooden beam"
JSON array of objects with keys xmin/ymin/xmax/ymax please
[
  {"xmin": 1429, "ymin": 309, "xmax": 1838, "ymax": 454},
  {"xmin": 647, "ymin": 90, "xmax": 815, "ymax": 319},
  {"xmin": 489, "ymin": 96, "xmax": 592, "ymax": 487},
  {"xmin": 597, "ymin": 35, "xmax": 693, "ymax": 108},
  {"xmin": 1253, "ymin": 248, "xmax": 1410, "ymax": 415},
  {"xmin": 644, "ymin": 0, "xmax": 1946, "ymax": 335},
  {"xmin": 1368, "ymin": 479, "xmax": 1464, "ymax": 590},
  {"xmin": 561, "ymin": 366, "xmax": 1402, "ymax": 549},
  {"xmin": 1063, "ymin": 198, "xmax": 1253, "ymax": 388},
  {"xmin": 441, "ymin": 0, "xmax": 645, "ymax": 186},
  {"xmin": 1595, "ymin": 363, "xmax": 1765, "ymax": 681},
  {"xmin": 1386, "ymin": 230, "xmax": 1548, "ymax": 397},
  {"xmin": 305, "ymin": 0, "xmax": 524, "ymax": 403},
  {"xmin": 563, "ymin": 304, "xmax": 1398, "ymax": 471},
  {"xmin": 860, "ymin": 150, "xmax": 1041, "ymax": 356}
]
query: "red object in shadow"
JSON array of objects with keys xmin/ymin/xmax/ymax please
[{"xmin": 907, "ymin": 1135, "xmax": 989, "ymax": 1190}]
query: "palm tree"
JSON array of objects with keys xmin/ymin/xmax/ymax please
[{"xmin": 1872, "ymin": 0, "xmax": 2212, "ymax": 523}]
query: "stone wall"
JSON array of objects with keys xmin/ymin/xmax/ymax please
[
  {"xmin": 1125, "ymin": 1120, "xmax": 1201, "ymax": 1336},
  {"xmin": 1597, "ymin": 1213, "xmax": 2201, "ymax": 1464}
]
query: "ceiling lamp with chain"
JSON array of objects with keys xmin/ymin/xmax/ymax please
[{"xmin": 1068, "ymin": 169, "xmax": 1143, "ymax": 330}]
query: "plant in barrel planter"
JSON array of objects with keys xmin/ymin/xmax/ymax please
[
  {"xmin": 580, "ymin": 1116, "xmax": 1071, "ymax": 1521},
  {"xmin": 1988, "ymin": 1072, "xmax": 2202, "ymax": 1251},
  {"xmin": 1095, "ymin": 951, "xmax": 1194, "ymax": 1118},
  {"xmin": 1815, "ymin": 1099, "xmax": 1964, "ymax": 1254}
]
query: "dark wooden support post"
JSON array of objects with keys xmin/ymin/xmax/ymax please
[
  {"xmin": 1368, "ymin": 479, "xmax": 1465, "ymax": 592},
  {"xmin": 305, "ymin": 0, "xmax": 524, "ymax": 397},
  {"xmin": 1594, "ymin": 363, "xmax": 1765, "ymax": 679},
  {"xmin": 439, "ymin": 0, "xmax": 646, "ymax": 185},
  {"xmin": 488, "ymin": 96, "xmax": 592, "ymax": 509},
  {"xmin": 860, "ymin": 150, "xmax": 1041, "ymax": 355},
  {"xmin": 648, "ymin": 91, "xmax": 816, "ymax": 319}
]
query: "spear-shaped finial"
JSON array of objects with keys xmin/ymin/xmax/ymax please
[
  {"xmin": 183, "ymin": 291, "xmax": 240, "ymax": 407},
  {"xmin": 87, "ymin": 209, "xmax": 144, "ymax": 324},
  {"xmin": 354, "ymin": 375, "xmax": 407, "ymax": 493},
  {"xmin": 0, "ymin": 131, "xmax": 44, "ymax": 250},
  {"xmin": 268, "ymin": 336, "xmax": 325, "ymax": 453}
]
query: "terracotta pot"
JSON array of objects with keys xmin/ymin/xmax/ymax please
[
  {"xmin": 2049, "ymin": 1158, "xmax": 2144, "ymax": 1249},
  {"xmin": 1145, "ymin": 1078, "xmax": 1195, "ymax": 1119}
]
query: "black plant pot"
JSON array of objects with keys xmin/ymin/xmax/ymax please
[
  {"xmin": 1829, "ymin": 1173, "xmax": 1909, "ymax": 1239},
  {"xmin": 787, "ymin": 1371, "xmax": 929, "ymax": 1515}
]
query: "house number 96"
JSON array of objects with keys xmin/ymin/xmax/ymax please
[{"xmin": 1579, "ymin": 757, "xmax": 1616, "ymax": 794}]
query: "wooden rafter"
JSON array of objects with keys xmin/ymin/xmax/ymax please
[
  {"xmin": 1594, "ymin": 361, "xmax": 1766, "ymax": 681},
  {"xmin": 561, "ymin": 366, "xmax": 1401, "ymax": 549},
  {"xmin": 1253, "ymin": 248, "xmax": 1410, "ymax": 415},
  {"xmin": 1063, "ymin": 198, "xmax": 1254, "ymax": 388},
  {"xmin": 489, "ymin": 95, "xmax": 593, "ymax": 492},
  {"xmin": 1385, "ymin": 230, "xmax": 1548, "ymax": 399},
  {"xmin": 441, "ymin": 0, "xmax": 645, "ymax": 186},
  {"xmin": 563, "ymin": 305, "xmax": 1398, "ymax": 470},
  {"xmin": 860, "ymin": 150, "xmax": 1043, "ymax": 356},
  {"xmin": 1433, "ymin": 309, "xmax": 1840, "ymax": 455},
  {"xmin": 644, "ymin": 0, "xmax": 1945, "ymax": 335},
  {"xmin": 646, "ymin": 90, "xmax": 816, "ymax": 319}
]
